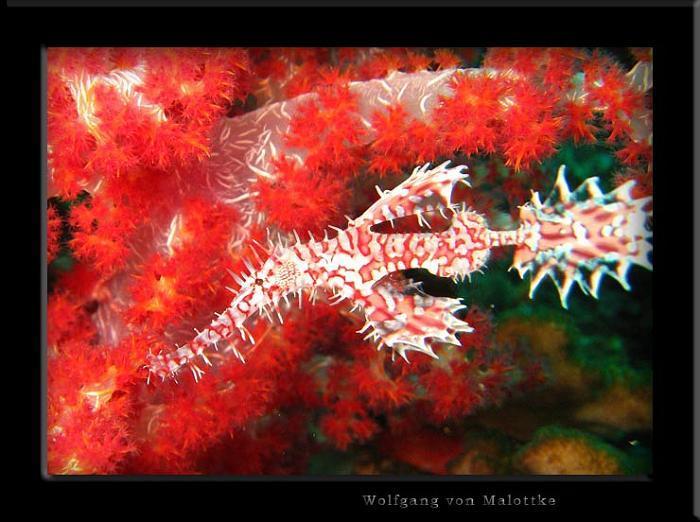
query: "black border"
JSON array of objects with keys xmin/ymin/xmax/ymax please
[
  {"xmin": 11, "ymin": 4, "xmax": 694, "ymax": 521},
  {"xmin": 5, "ymin": 0, "xmax": 695, "ymax": 7}
]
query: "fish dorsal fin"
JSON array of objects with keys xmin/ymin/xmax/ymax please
[{"xmin": 356, "ymin": 161, "xmax": 470, "ymax": 228}]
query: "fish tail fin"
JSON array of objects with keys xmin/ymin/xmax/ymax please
[{"xmin": 511, "ymin": 165, "xmax": 652, "ymax": 308}]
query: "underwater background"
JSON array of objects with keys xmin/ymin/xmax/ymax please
[{"xmin": 46, "ymin": 47, "xmax": 652, "ymax": 475}]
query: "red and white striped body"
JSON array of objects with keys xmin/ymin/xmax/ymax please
[{"xmin": 147, "ymin": 162, "xmax": 653, "ymax": 383}]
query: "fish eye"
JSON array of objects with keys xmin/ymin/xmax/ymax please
[{"xmin": 255, "ymin": 278, "xmax": 264, "ymax": 286}]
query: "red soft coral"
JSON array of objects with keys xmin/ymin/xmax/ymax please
[
  {"xmin": 47, "ymin": 291, "xmax": 97, "ymax": 348},
  {"xmin": 419, "ymin": 359, "xmax": 483, "ymax": 422},
  {"xmin": 284, "ymin": 81, "xmax": 367, "ymax": 179},
  {"xmin": 68, "ymin": 196, "xmax": 137, "ymax": 275},
  {"xmin": 584, "ymin": 52, "xmax": 644, "ymax": 143},
  {"xmin": 433, "ymin": 48, "xmax": 462, "ymax": 70},
  {"xmin": 434, "ymin": 73, "xmax": 505, "ymax": 157},
  {"xmin": 368, "ymin": 104, "xmax": 441, "ymax": 177},
  {"xmin": 47, "ymin": 48, "xmax": 251, "ymax": 198},
  {"xmin": 499, "ymin": 82, "xmax": 563, "ymax": 171},
  {"xmin": 349, "ymin": 347, "xmax": 415, "ymax": 412},
  {"xmin": 320, "ymin": 398, "xmax": 379, "ymax": 450},
  {"xmin": 125, "ymin": 199, "xmax": 238, "ymax": 333},
  {"xmin": 562, "ymin": 94, "xmax": 599, "ymax": 144},
  {"xmin": 47, "ymin": 339, "xmax": 142, "ymax": 474},
  {"xmin": 616, "ymin": 138, "xmax": 652, "ymax": 167},
  {"xmin": 256, "ymin": 155, "xmax": 351, "ymax": 236},
  {"xmin": 47, "ymin": 205, "xmax": 63, "ymax": 263}
]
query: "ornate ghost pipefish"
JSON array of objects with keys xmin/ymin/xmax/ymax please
[{"xmin": 147, "ymin": 162, "xmax": 653, "ymax": 383}]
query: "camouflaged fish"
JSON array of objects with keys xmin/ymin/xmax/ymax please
[{"xmin": 147, "ymin": 161, "xmax": 653, "ymax": 383}]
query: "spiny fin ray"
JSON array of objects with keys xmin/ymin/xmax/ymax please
[{"xmin": 357, "ymin": 161, "xmax": 470, "ymax": 227}]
